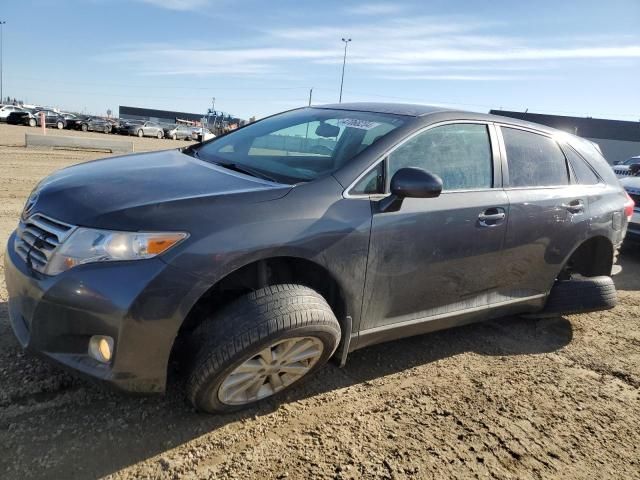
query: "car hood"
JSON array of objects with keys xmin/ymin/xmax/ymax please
[{"xmin": 29, "ymin": 149, "xmax": 291, "ymax": 228}]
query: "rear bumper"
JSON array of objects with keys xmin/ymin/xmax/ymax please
[{"xmin": 4, "ymin": 231, "xmax": 203, "ymax": 393}]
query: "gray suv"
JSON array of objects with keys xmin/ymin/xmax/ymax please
[{"xmin": 4, "ymin": 103, "xmax": 631, "ymax": 413}]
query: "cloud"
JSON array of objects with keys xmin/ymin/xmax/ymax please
[
  {"xmin": 100, "ymin": 14, "xmax": 640, "ymax": 80},
  {"xmin": 136, "ymin": 0, "xmax": 211, "ymax": 11},
  {"xmin": 344, "ymin": 3, "xmax": 404, "ymax": 15},
  {"xmin": 376, "ymin": 74, "xmax": 526, "ymax": 81}
]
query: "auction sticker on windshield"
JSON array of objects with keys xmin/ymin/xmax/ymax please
[{"xmin": 337, "ymin": 119, "xmax": 381, "ymax": 130}]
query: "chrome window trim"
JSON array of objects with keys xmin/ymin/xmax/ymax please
[{"xmin": 343, "ymin": 120, "xmax": 497, "ymax": 199}]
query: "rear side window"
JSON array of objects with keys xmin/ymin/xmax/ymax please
[
  {"xmin": 563, "ymin": 146, "xmax": 600, "ymax": 185},
  {"xmin": 502, "ymin": 127, "xmax": 568, "ymax": 187}
]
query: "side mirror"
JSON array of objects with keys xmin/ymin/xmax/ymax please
[
  {"xmin": 613, "ymin": 160, "xmax": 621, "ymax": 165},
  {"xmin": 378, "ymin": 167, "xmax": 443, "ymax": 213}
]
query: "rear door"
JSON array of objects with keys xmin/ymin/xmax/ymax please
[
  {"xmin": 497, "ymin": 125, "xmax": 590, "ymax": 296},
  {"xmin": 359, "ymin": 121, "xmax": 510, "ymax": 331}
]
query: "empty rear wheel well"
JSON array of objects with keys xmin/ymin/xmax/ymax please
[
  {"xmin": 176, "ymin": 257, "xmax": 347, "ymax": 340},
  {"xmin": 562, "ymin": 236, "xmax": 614, "ymax": 279}
]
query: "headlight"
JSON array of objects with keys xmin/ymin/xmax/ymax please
[{"xmin": 45, "ymin": 228, "xmax": 188, "ymax": 276}]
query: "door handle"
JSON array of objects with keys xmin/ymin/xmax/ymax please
[
  {"xmin": 478, "ymin": 208, "xmax": 506, "ymax": 227},
  {"xmin": 561, "ymin": 200, "xmax": 585, "ymax": 214}
]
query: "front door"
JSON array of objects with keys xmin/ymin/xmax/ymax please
[{"xmin": 359, "ymin": 122, "xmax": 509, "ymax": 332}]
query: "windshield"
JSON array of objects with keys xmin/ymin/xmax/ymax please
[
  {"xmin": 623, "ymin": 158, "xmax": 640, "ymax": 165},
  {"xmin": 192, "ymin": 108, "xmax": 407, "ymax": 183}
]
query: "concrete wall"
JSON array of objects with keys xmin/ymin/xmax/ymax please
[{"xmin": 587, "ymin": 137, "xmax": 640, "ymax": 164}]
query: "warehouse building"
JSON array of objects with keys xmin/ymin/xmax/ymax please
[
  {"xmin": 119, "ymin": 106, "xmax": 203, "ymax": 125},
  {"xmin": 490, "ymin": 110, "xmax": 640, "ymax": 164}
]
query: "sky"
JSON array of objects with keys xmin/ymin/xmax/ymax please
[{"xmin": 1, "ymin": 0, "xmax": 639, "ymax": 120}]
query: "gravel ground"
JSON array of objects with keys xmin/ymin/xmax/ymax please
[{"xmin": 0, "ymin": 123, "xmax": 638, "ymax": 480}]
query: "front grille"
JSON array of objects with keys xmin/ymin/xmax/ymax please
[
  {"xmin": 14, "ymin": 214, "xmax": 76, "ymax": 273},
  {"xmin": 614, "ymin": 168, "xmax": 631, "ymax": 176}
]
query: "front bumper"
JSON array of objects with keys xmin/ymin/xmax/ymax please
[{"xmin": 4, "ymin": 231, "xmax": 202, "ymax": 393}]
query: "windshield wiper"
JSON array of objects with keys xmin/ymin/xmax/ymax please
[
  {"xmin": 182, "ymin": 147, "xmax": 277, "ymax": 182},
  {"xmin": 213, "ymin": 161, "xmax": 278, "ymax": 183}
]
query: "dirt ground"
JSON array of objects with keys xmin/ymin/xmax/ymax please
[{"xmin": 0, "ymin": 123, "xmax": 638, "ymax": 480}]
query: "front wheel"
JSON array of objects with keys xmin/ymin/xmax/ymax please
[
  {"xmin": 137, "ymin": 129, "xmax": 144, "ymax": 138},
  {"xmin": 157, "ymin": 131, "xmax": 163, "ymax": 139},
  {"xmin": 172, "ymin": 133, "xmax": 177, "ymax": 140},
  {"xmin": 29, "ymin": 118, "xmax": 37, "ymax": 127},
  {"xmin": 81, "ymin": 123, "xmax": 88, "ymax": 132},
  {"xmin": 57, "ymin": 121, "xmax": 64, "ymax": 130},
  {"xmin": 187, "ymin": 284, "xmax": 341, "ymax": 413}
]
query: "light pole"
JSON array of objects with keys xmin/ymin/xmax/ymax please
[
  {"xmin": 339, "ymin": 37, "xmax": 351, "ymax": 103},
  {"xmin": 0, "ymin": 21, "xmax": 6, "ymax": 103}
]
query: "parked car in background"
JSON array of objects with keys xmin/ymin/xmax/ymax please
[
  {"xmin": 6, "ymin": 109, "xmax": 36, "ymax": 126},
  {"xmin": 106, "ymin": 118, "xmax": 121, "ymax": 133},
  {"xmin": 164, "ymin": 124, "xmax": 195, "ymax": 140},
  {"xmin": 0, "ymin": 105, "xmax": 26, "ymax": 122},
  {"xmin": 124, "ymin": 120, "xmax": 164, "ymax": 138},
  {"xmin": 191, "ymin": 127, "xmax": 215, "ymax": 141},
  {"xmin": 33, "ymin": 110, "xmax": 67, "ymax": 129},
  {"xmin": 7, "ymin": 109, "xmax": 66, "ymax": 129},
  {"xmin": 612, "ymin": 156, "xmax": 640, "ymax": 178},
  {"xmin": 62, "ymin": 113, "xmax": 85, "ymax": 130},
  {"xmin": 78, "ymin": 116, "xmax": 113, "ymax": 134},
  {"xmin": 115, "ymin": 120, "xmax": 142, "ymax": 135},
  {"xmin": 4, "ymin": 103, "xmax": 630, "ymax": 414}
]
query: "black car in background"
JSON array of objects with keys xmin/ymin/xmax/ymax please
[
  {"xmin": 115, "ymin": 119, "xmax": 143, "ymax": 135},
  {"xmin": 62, "ymin": 113, "xmax": 86, "ymax": 130},
  {"xmin": 6, "ymin": 109, "xmax": 36, "ymax": 126},
  {"xmin": 78, "ymin": 116, "xmax": 113, "ymax": 133},
  {"xmin": 7, "ymin": 109, "xmax": 66, "ymax": 129}
]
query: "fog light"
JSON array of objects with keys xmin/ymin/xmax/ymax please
[{"xmin": 88, "ymin": 336, "xmax": 114, "ymax": 363}]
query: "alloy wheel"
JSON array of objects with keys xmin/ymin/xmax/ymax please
[{"xmin": 217, "ymin": 336, "xmax": 324, "ymax": 405}]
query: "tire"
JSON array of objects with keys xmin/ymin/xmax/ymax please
[
  {"xmin": 104, "ymin": 125, "xmax": 110, "ymax": 134},
  {"xmin": 81, "ymin": 123, "xmax": 88, "ymax": 132},
  {"xmin": 28, "ymin": 118, "xmax": 37, "ymax": 127},
  {"xmin": 157, "ymin": 131, "xmax": 163, "ymax": 139},
  {"xmin": 529, "ymin": 275, "xmax": 617, "ymax": 318},
  {"xmin": 137, "ymin": 129, "xmax": 144, "ymax": 138},
  {"xmin": 57, "ymin": 121, "xmax": 64, "ymax": 130},
  {"xmin": 186, "ymin": 284, "xmax": 341, "ymax": 413},
  {"xmin": 172, "ymin": 133, "xmax": 177, "ymax": 141}
]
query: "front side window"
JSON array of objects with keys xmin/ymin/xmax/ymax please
[
  {"xmin": 387, "ymin": 123, "xmax": 493, "ymax": 191},
  {"xmin": 194, "ymin": 108, "xmax": 407, "ymax": 183},
  {"xmin": 502, "ymin": 127, "xmax": 569, "ymax": 187}
]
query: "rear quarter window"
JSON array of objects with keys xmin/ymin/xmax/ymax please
[
  {"xmin": 568, "ymin": 137, "xmax": 619, "ymax": 185},
  {"xmin": 563, "ymin": 145, "xmax": 601, "ymax": 185}
]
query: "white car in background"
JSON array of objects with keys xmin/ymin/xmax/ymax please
[
  {"xmin": 612, "ymin": 156, "xmax": 640, "ymax": 178},
  {"xmin": 0, "ymin": 105, "xmax": 25, "ymax": 122}
]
